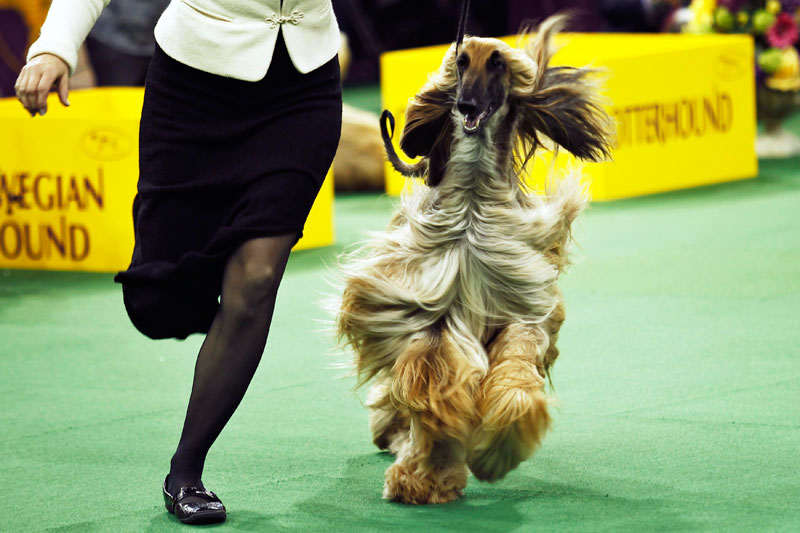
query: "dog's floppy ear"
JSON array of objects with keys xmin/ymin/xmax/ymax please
[
  {"xmin": 519, "ymin": 66, "xmax": 613, "ymax": 162},
  {"xmin": 399, "ymin": 49, "xmax": 458, "ymax": 186},
  {"xmin": 514, "ymin": 15, "xmax": 614, "ymax": 163}
]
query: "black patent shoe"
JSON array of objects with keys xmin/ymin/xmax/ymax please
[{"xmin": 163, "ymin": 476, "xmax": 227, "ymax": 525}]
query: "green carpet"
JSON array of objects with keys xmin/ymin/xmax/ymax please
[{"xmin": 2, "ymin": 157, "xmax": 800, "ymax": 531}]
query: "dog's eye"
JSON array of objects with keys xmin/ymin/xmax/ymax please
[
  {"xmin": 456, "ymin": 54, "xmax": 469, "ymax": 71},
  {"xmin": 488, "ymin": 54, "xmax": 505, "ymax": 72}
]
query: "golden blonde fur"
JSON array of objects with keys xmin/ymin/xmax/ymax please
[{"xmin": 336, "ymin": 16, "xmax": 613, "ymax": 504}]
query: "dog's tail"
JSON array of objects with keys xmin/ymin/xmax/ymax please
[
  {"xmin": 520, "ymin": 171, "xmax": 589, "ymax": 271},
  {"xmin": 546, "ymin": 170, "xmax": 590, "ymax": 229},
  {"xmin": 380, "ymin": 110, "xmax": 428, "ymax": 178},
  {"xmin": 541, "ymin": 171, "xmax": 589, "ymax": 271}
]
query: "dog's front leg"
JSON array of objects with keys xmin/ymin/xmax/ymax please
[
  {"xmin": 384, "ymin": 425, "xmax": 468, "ymax": 505},
  {"xmin": 468, "ymin": 323, "xmax": 552, "ymax": 482},
  {"xmin": 382, "ymin": 329, "xmax": 480, "ymax": 504}
]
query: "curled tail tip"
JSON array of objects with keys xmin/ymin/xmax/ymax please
[
  {"xmin": 379, "ymin": 109, "xmax": 429, "ymax": 179},
  {"xmin": 380, "ymin": 110, "xmax": 395, "ymax": 142}
]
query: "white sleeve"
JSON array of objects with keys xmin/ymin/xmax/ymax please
[{"xmin": 26, "ymin": 0, "xmax": 113, "ymax": 75}]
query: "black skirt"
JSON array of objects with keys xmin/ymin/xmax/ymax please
[{"xmin": 114, "ymin": 37, "xmax": 342, "ymax": 340}]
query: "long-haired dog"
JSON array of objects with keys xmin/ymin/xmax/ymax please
[{"xmin": 336, "ymin": 16, "xmax": 613, "ymax": 504}]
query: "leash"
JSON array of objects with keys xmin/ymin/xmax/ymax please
[{"xmin": 455, "ymin": 0, "xmax": 470, "ymax": 54}]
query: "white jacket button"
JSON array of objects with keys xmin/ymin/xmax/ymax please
[
  {"xmin": 286, "ymin": 10, "xmax": 305, "ymax": 24},
  {"xmin": 265, "ymin": 11, "xmax": 304, "ymax": 28},
  {"xmin": 265, "ymin": 13, "xmax": 280, "ymax": 27}
]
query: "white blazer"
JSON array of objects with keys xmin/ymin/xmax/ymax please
[{"xmin": 27, "ymin": 0, "xmax": 341, "ymax": 81}]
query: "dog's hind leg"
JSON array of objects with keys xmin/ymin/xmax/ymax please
[
  {"xmin": 541, "ymin": 293, "xmax": 565, "ymax": 372},
  {"xmin": 468, "ymin": 323, "xmax": 551, "ymax": 482},
  {"xmin": 366, "ymin": 375, "xmax": 410, "ymax": 455},
  {"xmin": 382, "ymin": 328, "xmax": 481, "ymax": 504}
]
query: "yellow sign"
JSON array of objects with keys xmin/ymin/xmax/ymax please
[
  {"xmin": 0, "ymin": 88, "xmax": 333, "ymax": 272},
  {"xmin": 380, "ymin": 33, "xmax": 758, "ymax": 199}
]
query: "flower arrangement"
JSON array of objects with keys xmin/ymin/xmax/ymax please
[{"xmin": 685, "ymin": 0, "xmax": 800, "ymax": 91}]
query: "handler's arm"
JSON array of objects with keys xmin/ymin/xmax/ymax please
[{"xmin": 14, "ymin": 0, "xmax": 112, "ymax": 116}]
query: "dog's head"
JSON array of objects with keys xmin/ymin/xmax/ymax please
[
  {"xmin": 454, "ymin": 37, "xmax": 514, "ymax": 136},
  {"xmin": 398, "ymin": 15, "xmax": 613, "ymax": 186}
]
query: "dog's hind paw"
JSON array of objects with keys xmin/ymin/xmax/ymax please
[{"xmin": 383, "ymin": 462, "xmax": 466, "ymax": 505}]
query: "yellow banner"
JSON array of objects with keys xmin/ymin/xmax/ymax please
[
  {"xmin": 0, "ymin": 88, "xmax": 333, "ymax": 272},
  {"xmin": 380, "ymin": 33, "xmax": 757, "ymax": 199}
]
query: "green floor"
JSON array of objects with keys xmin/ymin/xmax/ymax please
[{"xmin": 3, "ymin": 154, "xmax": 800, "ymax": 531}]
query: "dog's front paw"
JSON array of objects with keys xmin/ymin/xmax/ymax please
[
  {"xmin": 468, "ymin": 394, "xmax": 550, "ymax": 483},
  {"xmin": 383, "ymin": 462, "xmax": 466, "ymax": 504}
]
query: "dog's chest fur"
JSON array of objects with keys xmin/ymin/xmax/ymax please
[{"xmin": 384, "ymin": 133, "xmax": 561, "ymax": 349}]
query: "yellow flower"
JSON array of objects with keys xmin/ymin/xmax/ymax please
[
  {"xmin": 684, "ymin": 0, "xmax": 717, "ymax": 33},
  {"xmin": 766, "ymin": 47, "xmax": 800, "ymax": 91},
  {"xmin": 777, "ymin": 48, "xmax": 799, "ymax": 77},
  {"xmin": 737, "ymin": 11, "xmax": 749, "ymax": 26},
  {"xmin": 689, "ymin": 0, "xmax": 716, "ymax": 17},
  {"xmin": 686, "ymin": 11, "xmax": 715, "ymax": 33},
  {"xmin": 766, "ymin": 0, "xmax": 781, "ymax": 15}
]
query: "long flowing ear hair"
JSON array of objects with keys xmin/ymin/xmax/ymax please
[
  {"xmin": 509, "ymin": 15, "xmax": 615, "ymax": 176},
  {"xmin": 397, "ymin": 45, "xmax": 460, "ymax": 187}
]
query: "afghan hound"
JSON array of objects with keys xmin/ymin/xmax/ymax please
[{"xmin": 336, "ymin": 16, "xmax": 614, "ymax": 504}]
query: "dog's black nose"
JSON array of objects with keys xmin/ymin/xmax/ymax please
[{"xmin": 457, "ymin": 98, "xmax": 477, "ymax": 117}]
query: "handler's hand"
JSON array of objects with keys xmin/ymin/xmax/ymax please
[{"xmin": 14, "ymin": 53, "xmax": 70, "ymax": 117}]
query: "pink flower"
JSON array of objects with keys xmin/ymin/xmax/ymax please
[{"xmin": 766, "ymin": 13, "xmax": 799, "ymax": 48}]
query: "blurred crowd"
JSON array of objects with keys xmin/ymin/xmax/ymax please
[
  {"xmin": 337, "ymin": 0, "xmax": 686, "ymax": 83},
  {"xmin": 0, "ymin": 0, "xmax": 690, "ymax": 95}
]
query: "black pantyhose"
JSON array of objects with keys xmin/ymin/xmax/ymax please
[{"xmin": 166, "ymin": 234, "xmax": 297, "ymax": 497}]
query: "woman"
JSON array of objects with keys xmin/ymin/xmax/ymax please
[{"xmin": 15, "ymin": 0, "xmax": 341, "ymax": 525}]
